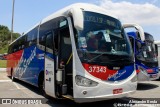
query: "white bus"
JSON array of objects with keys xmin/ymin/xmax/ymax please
[
  {"xmin": 124, "ymin": 24, "xmax": 159, "ymax": 81},
  {"xmin": 7, "ymin": 3, "xmax": 137, "ymax": 103},
  {"xmin": 155, "ymin": 40, "xmax": 160, "ymax": 65},
  {"xmin": 155, "ymin": 40, "xmax": 160, "ymax": 77}
]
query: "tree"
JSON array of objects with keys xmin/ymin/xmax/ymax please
[
  {"xmin": 0, "ymin": 25, "xmax": 20, "ymax": 53},
  {"xmin": 0, "ymin": 25, "xmax": 10, "ymax": 42}
]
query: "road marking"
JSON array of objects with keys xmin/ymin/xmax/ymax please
[
  {"xmin": 12, "ymin": 82, "xmax": 34, "ymax": 98},
  {"xmin": 9, "ymin": 88, "xmax": 26, "ymax": 90},
  {"xmin": 12, "ymin": 82, "xmax": 35, "ymax": 98},
  {"xmin": 0, "ymin": 80, "xmax": 11, "ymax": 82},
  {"xmin": 13, "ymin": 82, "xmax": 21, "ymax": 89}
]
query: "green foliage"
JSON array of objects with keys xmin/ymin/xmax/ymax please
[
  {"xmin": 0, "ymin": 25, "xmax": 20, "ymax": 54},
  {"xmin": 0, "ymin": 60, "xmax": 7, "ymax": 68}
]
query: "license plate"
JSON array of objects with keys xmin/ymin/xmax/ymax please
[
  {"xmin": 113, "ymin": 88, "xmax": 123, "ymax": 94},
  {"xmin": 150, "ymin": 74, "xmax": 157, "ymax": 78}
]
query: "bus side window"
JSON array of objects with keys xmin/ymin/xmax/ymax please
[
  {"xmin": 13, "ymin": 40, "xmax": 19, "ymax": 52},
  {"xmin": 22, "ymin": 45, "xmax": 24, "ymax": 49},
  {"xmin": 136, "ymin": 31, "xmax": 141, "ymax": 40},
  {"xmin": 9, "ymin": 43, "xmax": 14, "ymax": 53},
  {"xmin": 8, "ymin": 46, "xmax": 11, "ymax": 54},
  {"xmin": 58, "ymin": 19, "xmax": 72, "ymax": 67},
  {"xmin": 46, "ymin": 32, "xmax": 53, "ymax": 50},
  {"xmin": 27, "ymin": 27, "xmax": 38, "ymax": 47},
  {"xmin": 39, "ymin": 18, "xmax": 59, "ymax": 47},
  {"xmin": 39, "ymin": 24, "xmax": 48, "ymax": 46},
  {"xmin": 19, "ymin": 35, "xmax": 25, "ymax": 50},
  {"xmin": 40, "ymin": 35, "xmax": 46, "ymax": 46},
  {"xmin": 129, "ymin": 36, "xmax": 134, "ymax": 51},
  {"xmin": 53, "ymin": 31, "xmax": 59, "ymax": 54}
]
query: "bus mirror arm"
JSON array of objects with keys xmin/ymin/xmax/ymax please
[{"xmin": 68, "ymin": 8, "xmax": 84, "ymax": 30}]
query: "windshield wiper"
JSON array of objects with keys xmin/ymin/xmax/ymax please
[{"xmin": 88, "ymin": 52, "xmax": 106, "ymax": 62}]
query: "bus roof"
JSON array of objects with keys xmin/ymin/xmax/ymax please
[
  {"xmin": 9, "ymin": 3, "xmax": 118, "ymax": 46},
  {"xmin": 41, "ymin": 3, "xmax": 118, "ymax": 25}
]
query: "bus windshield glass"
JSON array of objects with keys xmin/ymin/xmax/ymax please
[
  {"xmin": 75, "ymin": 11, "xmax": 133, "ymax": 65},
  {"xmin": 140, "ymin": 33, "xmax": 157, "ymax": 62}
]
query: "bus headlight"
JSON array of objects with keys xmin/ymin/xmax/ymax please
[{"xmin": 75, "ymin": 75, "xmax": 98, "ymax": 87}]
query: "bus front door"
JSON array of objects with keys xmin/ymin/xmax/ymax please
[{"xmin": 44, "ymin": 32, "xmax": 56, "ymax": 97}]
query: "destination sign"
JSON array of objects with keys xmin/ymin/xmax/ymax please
[{"xmin": 84, "ymin": 11, "xmax": 120, "ymax": 28}]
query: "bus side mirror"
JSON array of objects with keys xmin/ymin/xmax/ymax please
[{"xmin": 68, "ymin": 8, "xmax": 84, "ymax": 30}]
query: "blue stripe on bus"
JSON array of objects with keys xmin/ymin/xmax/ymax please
[
  {"xmin": 107, "ymin": 65, "xmax": 134, "ymax": 81},
  {"xmin": 14, "ymin": 45, "xmax": 56, "ymax": 86}
]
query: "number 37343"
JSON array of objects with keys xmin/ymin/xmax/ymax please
[{"xmin": 88, "ymin": 66, "xmax": 107, "ymax": 73}]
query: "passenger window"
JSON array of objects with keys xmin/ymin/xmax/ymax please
[
  {"xmin": 46, "ymin": 32, "xmax": 53, "ymax": 49},
  {"xmin": 129, "ymin": 37, "xmax": 134, "ymax": 51},
  {"xmin": 58, "ymin": 19, "xmax": 72, "ymax": 64},
  {"xmin": 136, "ymin": 31, "xmax": 141, "ymax": 40},
  {"xmin": 27, "ymin": 27, "xmax": 38, "ymax": 47},
  {"xmin": 39, "ymin": 18, "xmax": 59, "ymax": 46},
  {"xmin": 53, "ymin": 31, "xmax": 59, "ymax": 53}
]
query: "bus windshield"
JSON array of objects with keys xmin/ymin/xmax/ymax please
[
  {"xmin": 75, "ymin": 11, "xmax": 133, "ymax": 65},
  {"xmin": 140, "ymin": 33, "xmax": 157, "ymax": 62}
]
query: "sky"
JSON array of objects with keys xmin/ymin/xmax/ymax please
[{"xmin": 0, "ymin": 0, "xmax": 160, "ymax": 40}]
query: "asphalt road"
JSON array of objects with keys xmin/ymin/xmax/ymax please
[{"xmin": 0, "ymin": 71, "xmax": 160, "ymax": 107}]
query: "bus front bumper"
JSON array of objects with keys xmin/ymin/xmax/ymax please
[
  {"xmin": 149, "ymin": 73, "xmax": 159, "ymax": 81},
  {"xmin": 73, "ymin": 79, "xmax": 137, "ymax": 103},
  {"xmin": 74, "ymin": 90, "xmax": 136, "ymax": 103}
]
